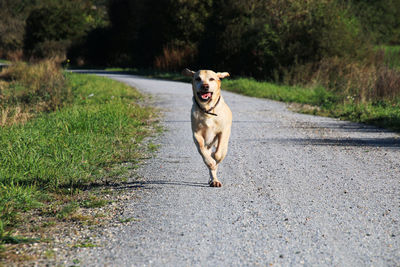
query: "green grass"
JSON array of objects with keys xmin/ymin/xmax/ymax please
[
  {"xmin": 222, "ymin": 78, "xmax": 400, "ymax": 132},
  {"xmin": 0, "ymin": 72, "xmax": 155, "ymax": 246},
  {"xmin": 222, "ymin": 78, "xmax": 339, "ymax": 107},
  {"xmin": 377, "ymin": 45, "xmax": 400, "ymax": 70}
]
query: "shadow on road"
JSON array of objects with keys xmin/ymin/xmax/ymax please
[
  {"xmin": 303, "ymin": 121, "xmax": 398, "ymax": 134},
  {"xmin": 289, "ymin": 137, "xmax": 399, "ymax": 148},
  {"xmin": 254, "ymin": 137, "xmax": 400, "ymax": 149},
  {"xmin": 80, "ymin": 179, "xmax": 209, "ymax": 192}
]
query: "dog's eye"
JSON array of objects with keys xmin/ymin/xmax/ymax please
[
  {"xmin": 195, "ymin": 77, "xmax": 201, "ymax": 81},
  {"xmin": 209, "ymin": 78, "xmax": 215, "ymax": 81}
]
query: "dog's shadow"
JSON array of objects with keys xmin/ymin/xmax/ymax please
[{"xmin": 115, "ymin": 180, "xmax": 210, "ymax": 190}]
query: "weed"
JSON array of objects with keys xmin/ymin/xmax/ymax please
[
  {"xmin": 73, "ymin": 241, "xmax": 97, "ymax": 248},
  {"xmin": 56, "ymin": 202, "xmax": 79, "ymax": 220},
  {"xmin": 81, "ymin": 197, "xmax": 109, "ymax": 209},
  {"xmin": 147, "ymin": 142, "xmax": 160, "ymax": 152},
  {"xmin": 118, "ymin": 217, "xmax": 139, "ymax": 223}
]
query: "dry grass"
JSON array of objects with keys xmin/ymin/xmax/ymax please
[
  {"xmin": 282, "ymin": 55, "xmax": 400, "ymax": 104},
  {"xmin": 154, "ymin": 45, "xmax": 196, "ymax": 71},
  {"xmin": 0, "ymin": 60, "xmax": 71, "ymax": 126}
]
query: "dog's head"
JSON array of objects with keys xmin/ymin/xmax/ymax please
[{"xmin": 182, "ymin": 69, "xmax": 230, "ymax": 103}]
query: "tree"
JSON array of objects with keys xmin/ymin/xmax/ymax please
[{"xmin": 24, "ymin": 0, "xmax": 107, "ymax": 59}]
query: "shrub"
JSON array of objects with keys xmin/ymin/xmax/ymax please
[
  {"xmin": 23, "ymin": 0, "xmax": 107, "ymax": 60},
  {"xmin": 201, "ymin": 0, "xmax": 366, "ymax": 79},
  {"xmin": 350, "ymin": 0, "xmax": 400, "ymax": 45}
]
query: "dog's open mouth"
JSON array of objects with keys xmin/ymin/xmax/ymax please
[{"xmin": 197, "ymin": 91, "xmax": 213, "ymax": 102}]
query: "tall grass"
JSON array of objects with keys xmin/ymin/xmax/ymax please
[
  {"xmin": 154, "ymin": 45, "xmax": 197, "ymax": 71},
  {"xmin": 0, "ymin": 64, "xmax": 155, "ymax": 246},
  {"xmin": 377, "ymin": 45, "xmax": 400, "ymax": 70},
  {"xmin": 0, "ymin": 60, "xmax": 72, "ymax": 125},
  {"xmin": 277, "ymin": 53, "xmax": 400, "ymax": 104}
]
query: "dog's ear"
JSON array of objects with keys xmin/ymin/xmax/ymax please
[
  {"xmin": 182, "ymin": 68, "xmax": 195, "ymax": 77},
  {"xmin": 217, "ymin": 72, "xmax": 230, "ymax": 79}
]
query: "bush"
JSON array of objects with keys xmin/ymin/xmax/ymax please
[
  {"xmin": 350, "ymin": 0, "xmax": 400, "ymax": 45},
  {"xmin": 207, "ymin": 0, "xmax": 365, "ymax": 79},
  {"xmin": 23, "ymin": 0, "xmax": 107, "ymax": 60}
]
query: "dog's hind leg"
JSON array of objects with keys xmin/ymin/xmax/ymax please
[{"xmin": 193, "ymin": 131, "xmax": 222, "ymax": 187}]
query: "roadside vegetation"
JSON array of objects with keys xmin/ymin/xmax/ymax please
[
  {"xmin": 0, "ymin": 61, "xmax": 157, "ymax": 262},
  {"xmin": 1, "ymin": 0, "xmax": 400, "ymax": 133},
  {"xmin": 222, "ymin": 78, "xmax": 400, "ymax": 132}
]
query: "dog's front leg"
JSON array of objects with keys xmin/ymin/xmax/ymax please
[
  {"xmin": 193, "ymin": 132, "xmax": 216, "ymax": 170},
  {"xmin": 208, "ymin": 167, "xmax": 222, "ymax": 187},
  {"xmin": 193, "ymin": 132, "xmax": 222, "ymax": 187},
  {"xmin": 214, "ymin": 129, "xmax": 231, "ymax": 164}
]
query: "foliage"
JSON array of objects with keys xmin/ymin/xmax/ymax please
[
  {"xmin": 199, "ymin": 0, "xmax": 365, "ymax": 78},
  {"xmin": 23, "ymin": 1, "xmax": 106, "ymax": 59},
  {"xmin": 0, "ymin": 0, "xmax": 37, "ymax": 59},
  {"xmin": 74, "ymin": 0, "xmax": 367, "ymax": 79},
  {"xmin": 349, "ymin": 0, "xmax": 400, "ymax": 45},
  {"xmin": 0, "ymin": 0, "xmax": 108, "ymax": 60},
  {"xmin": 1, "ymin": 0, "xmax": 400, "ymax": 70}
]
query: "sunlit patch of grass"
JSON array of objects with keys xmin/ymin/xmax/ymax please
[
  {"xmin": 222, "ymin": 78, "xmax": 339, "ymax": 108},
  {"xmin": 0, "ymin": 70, "xmax": 157, "ymax": 254},
  {"xmin": 222, "ymin": 78, "xmax": 400, "ymax": 132}
]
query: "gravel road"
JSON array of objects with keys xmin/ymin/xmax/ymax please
[{"xmin": 67, "ymin": 73, "xmax": 399, "ymax": 266}]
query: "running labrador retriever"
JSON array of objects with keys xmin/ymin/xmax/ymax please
[{"xmin": 182, "ymin": 68, "xmax": 232, "ymax": 187}]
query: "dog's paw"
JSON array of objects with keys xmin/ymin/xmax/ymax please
[{"xmin": 209, "ymin": 180, "xmax": 222, "ymax": 187}]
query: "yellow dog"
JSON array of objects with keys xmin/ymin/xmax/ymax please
[{"xmin": 183, "ymin": 69, "xmax": 232, "ymax": 187}]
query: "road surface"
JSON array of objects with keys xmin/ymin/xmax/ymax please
[{"xmin": 66, "ymin": 72, "xmax": 400, "ymax": 266}]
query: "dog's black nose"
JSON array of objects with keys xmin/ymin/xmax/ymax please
[{"xmin": 201, "ymin": 84, "xmax": 209, "ymax": 90}]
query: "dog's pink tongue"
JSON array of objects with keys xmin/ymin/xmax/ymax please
[{"xmin": 201, "ymin": 92, "xmax": 212, "ymax": 99}]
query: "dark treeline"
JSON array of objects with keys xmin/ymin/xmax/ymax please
[{"xmin": 1, "ymin": 0, "xmax": 400, "ymax": 79}]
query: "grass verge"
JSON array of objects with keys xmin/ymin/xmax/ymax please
[
  {"xmin": 0, "ymin": 67, "xmax": 157, "ymax": 262},
  {"xmin": 222, "ymin": 78, "xmax": 400, "ymax": 132}
]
